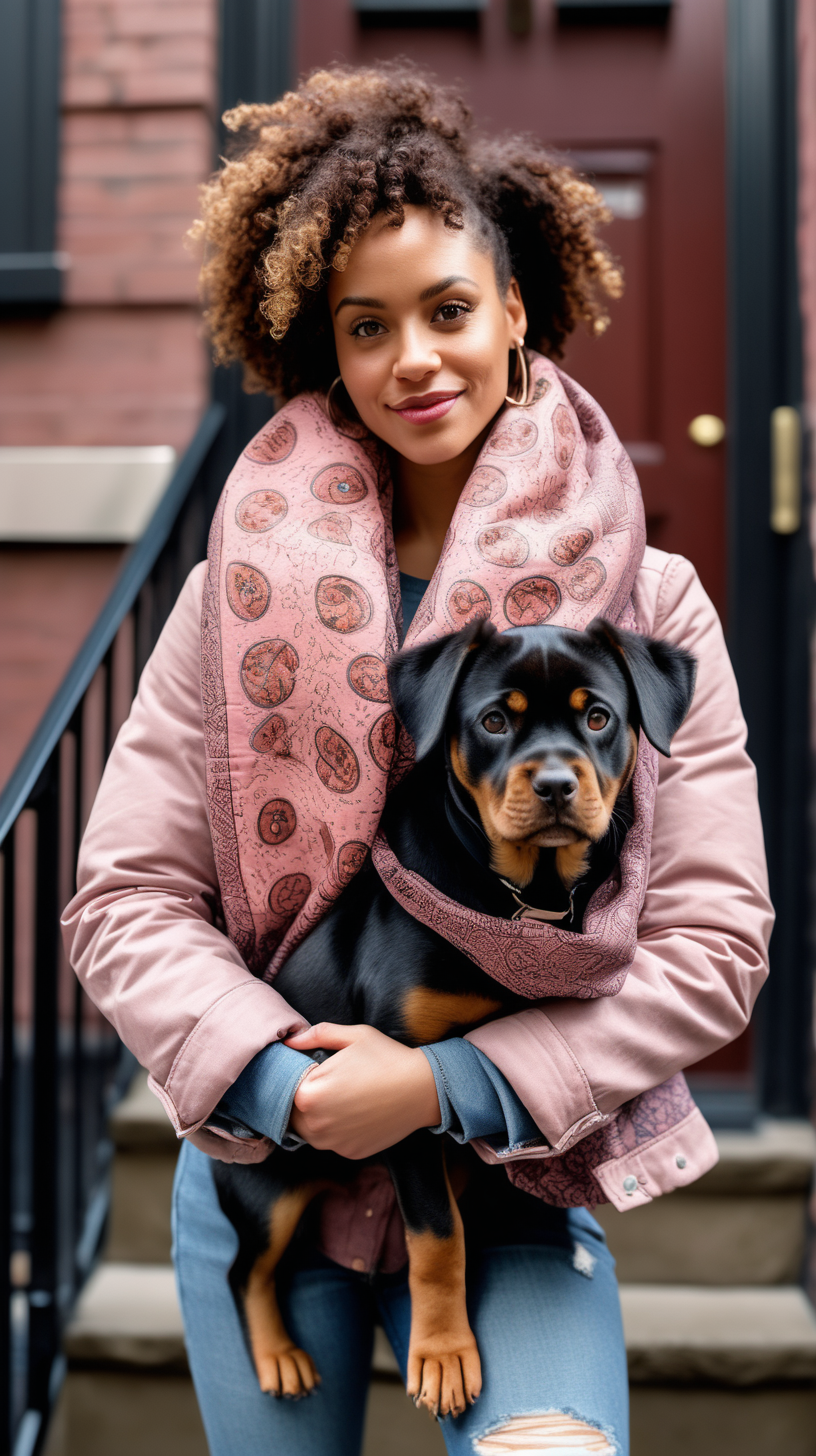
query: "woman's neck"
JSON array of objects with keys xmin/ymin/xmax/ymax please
[{"xmin": 391, "ymin": 427, "xmax": 489, "ymax": 579}]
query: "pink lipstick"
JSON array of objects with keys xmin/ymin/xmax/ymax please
[{"xmin": 387, "ymin": 391, "xmax": 462, "ymax": 424}]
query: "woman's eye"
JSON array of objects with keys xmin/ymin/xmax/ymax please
[
  {"xmin": 587, "ymin": 708, "xmax": 609, "ymax": 732},
  {"xmin": 351, "ymin": 318, "xmax": 385, "ymax": 338},
  {"xmin": 482, "ymin": 711, "xmax": 507, "ymax": 735},
  {"xmin": 434, "ymin": 300, "xmax": 471, "ymax": 324}
]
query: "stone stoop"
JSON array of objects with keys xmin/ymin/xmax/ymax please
[
  {"xmin": 46, "ymin": 1264, "xmax": 816, "ymax": 1456},
  {"xmin": 42, "ymin": 1074, "xmax": 816, "ymax": 1456}
]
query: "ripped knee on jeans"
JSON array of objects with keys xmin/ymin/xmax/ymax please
[{"xmin": 473, "ymin": 1411, "xmax": 617, "ymax": 1453}]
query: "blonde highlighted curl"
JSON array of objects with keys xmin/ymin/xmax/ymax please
[{"xmin": 190, "ymin": 62, "xmax": 622, "ymax": 398}]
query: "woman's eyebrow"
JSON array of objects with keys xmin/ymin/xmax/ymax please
[
  {"xmin": 419, "ymin": 274, "xmax": 476, "ymax": 301},
  {"xmin": 333, "ymin": 295, "xmax": 384, "ymax": 316}
]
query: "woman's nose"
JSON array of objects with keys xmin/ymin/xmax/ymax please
[{"xmin": 392, "ymin": 328, "xmax": 440, "ymax": 381}]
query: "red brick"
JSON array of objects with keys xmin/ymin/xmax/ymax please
[
  {"xmin": 0, "ymin": 309, "xmax": 209, "ymax": 449},
  {"xmin": 61, "ymin": 182, "xmax": 203, "ymax": 221},
  {"xmin": 0, "ymin": 548, "xmax": 125, "ymax": 793},
  {"xmin": 64, "ymin": 108, "xmax": 211, "ymax": 143},
  {"xmin": 64, "ymin": 1, "xmax": 215, "ymax": 41}
]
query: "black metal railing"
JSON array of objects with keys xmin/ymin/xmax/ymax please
[{"xmin": 0, "ymin": 401, "xmax": 235, "ymax": 1456}]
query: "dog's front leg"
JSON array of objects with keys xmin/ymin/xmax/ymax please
[{"xmin": 385, "ymin": 1132, "xmax": 481, "ymax": 1419}]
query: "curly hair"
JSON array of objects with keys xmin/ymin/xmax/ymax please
[{"xmin": 191, "ymin": 62, "xmax": 622, "ymax": 398}]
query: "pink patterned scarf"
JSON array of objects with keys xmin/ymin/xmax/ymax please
[{"xmin": 202, "ymin": 352, "xmax": 650, "ymax": 979}]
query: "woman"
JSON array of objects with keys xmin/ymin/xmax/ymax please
[{"xmin": 63, "ymin": 64, "xmax": 772, "ymax": 1456}]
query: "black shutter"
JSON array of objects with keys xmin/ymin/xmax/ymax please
[{"xmin": 0, "ymin": 0, "xmax": 63, "ymax": 304}]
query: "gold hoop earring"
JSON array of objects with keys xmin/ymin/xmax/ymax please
[
  {"xmin": 505, "ymin": 341, "xmax": 533, "ymax": 408},
  {"xmin": 326, "ymin": 375, "xmax": 345, "ymax": 429}
]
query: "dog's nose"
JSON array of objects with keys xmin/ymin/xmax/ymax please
[{"xmin": 532, "ymin": 766, "xmax": 578, "ymax": 808}]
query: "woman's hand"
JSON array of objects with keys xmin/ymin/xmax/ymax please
[{"xmin": 285, "ymin": 1023, "xmax": 441, "ymax": 1159}]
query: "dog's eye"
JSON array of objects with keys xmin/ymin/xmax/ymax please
[
  {"xmin": 587, "ymin": 708, "xmax": 609, "ymax": 732},
  {"xmin": 482, "ymin": 711, "xmax": 507, "ymax": 735}
]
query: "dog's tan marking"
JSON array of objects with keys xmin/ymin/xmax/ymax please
[
  {"xmin": 489, "ymin": 835, "xmax": 540, "ymax": 887},
  {"xmin": 402, "ymin": 988, "xmax": 503, "ymax": 1045},
  {"xmin": 405, "ymin": 1161, "xmax": 481, "ymax": 1418},
  {"xmin": 243, "ymin": 1182, "xmax": 331, "ymax": 1397},
  {"xmin": 569, "ymin": 687, "xmax": 590, "ymax": 711},
  {"xmin": 555, "ymin": 839, "xmax": 592, "ymax": 888},
  {"xmin": 450, "ymin": 737, "xmax": 472, "ymax": 788},
  {"xmin": 506, "ymin": 690, "xmax": 528, "ymax": 713}
]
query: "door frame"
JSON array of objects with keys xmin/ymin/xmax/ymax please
[{"xmin": 727, "ymin": 0, "xmax": 814, "ymax": 1117}]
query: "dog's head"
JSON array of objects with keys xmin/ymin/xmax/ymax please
[{"xmin": 388, "ymin": 618, "xmax": 696, "ymax": 889}]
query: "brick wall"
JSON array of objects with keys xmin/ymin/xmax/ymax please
[{"xmin": 0, "ymin": 0, "xmax": 218, "ymax": 449}]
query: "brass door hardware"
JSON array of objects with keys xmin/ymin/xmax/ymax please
[
  {"xmin": 688, "ymin": 414, "xmax": 726, "ymax": 447},
  {"xmin": 770, "ymin": 406, "xmax": 801, "ymax": 534}
]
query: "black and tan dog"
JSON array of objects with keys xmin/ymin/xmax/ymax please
[{"xmin": 213, "ymin": 617, "xmax": 696, "ymax": 1417}]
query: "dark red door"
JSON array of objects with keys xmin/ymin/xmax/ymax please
[{"xmin": 298, "ymin": 0, "xmax": 728, "ymax": 615}]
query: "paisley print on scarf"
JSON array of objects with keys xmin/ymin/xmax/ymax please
[
  {"xmin": 549, "ymin": 527, "xmax": 593, "ymax": 567},
  {"xmin": 568, "ymin": 557, "xmax": 607, "ymax": 601},
  {"xmin": 240, "ymin": 640, "xmax": 298, "ymax": 707},
  {"xmin": 347, "ymin": 654, "xmax": 390, "ymax": 702},
  {"xmin": 311, "ymin": 463, "xmax": 368, "ymax": 504},
  {"xmin": 446, "ymin": 580, "xmax": 492, "ymax": 628},
  {"xmin": 225, "ymin": 562, "xmax": 270, "ymax": 621},
  {"xmin": 460, "ymin": 465, "xmax": 507, "ymax": 507},
  {"xmin": 504, "ymin": 577, "xmax": 561, "ymax": 626},
  {"xmin": 476, "ymin": 524, "xmax": 529, "ymax": 568},
  {"xmin": 235, "ymin": 490, "xmax": 288, "ymax": 533},
  {"xmin": 315, "ymin": 576, "xmax": 372, "ymax": 634},
  {"xmin": 244, "ymin": 419, "xmax": 296, "ymax": 464}
]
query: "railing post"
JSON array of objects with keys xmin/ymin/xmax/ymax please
[{"xmin": 26, "ymin": 756, "xmax": 61, "ymax": 1418}]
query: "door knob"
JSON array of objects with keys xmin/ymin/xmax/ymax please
[{"xmin": 688, "ymin": 414, "xmax": 726, "ymax": 447}]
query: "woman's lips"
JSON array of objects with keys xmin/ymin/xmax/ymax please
[{"xmin": 386, "ymin": 391, "xmax": 463, "ymax": 424}]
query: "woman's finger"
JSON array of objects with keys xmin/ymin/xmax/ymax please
[{"xmin": 285, "ymin": 1021, "xmax": 365, "ymax": 1051}]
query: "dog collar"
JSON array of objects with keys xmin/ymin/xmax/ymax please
[{"xmin": 498, "ymin": 880, "xmax": 575, "ymax": 924}]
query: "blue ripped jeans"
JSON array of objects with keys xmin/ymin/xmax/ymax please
[{"xmin": 172, "ymin": 1141, "xmax": 629, "ymax": 1455}]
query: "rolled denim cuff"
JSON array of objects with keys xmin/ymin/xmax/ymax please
[
  {"xmin": 212, "ymin": 1041, "xmax": 315, "ymax": 1149},
  {"xmin": 421, "ymin": 1038, "xmax": 547, "ymax": 1152}
]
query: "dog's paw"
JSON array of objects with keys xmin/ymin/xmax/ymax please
[
  {"xmin": 255, "ymin": 1344, "xmax": 321, "ymax": 1399},
  {"xmin": 406, "ymin": 1333, "xmax": 481, "ymax": 1419}
]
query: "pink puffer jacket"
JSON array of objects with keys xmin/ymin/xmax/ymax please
[{"xmin": 61, "ymin": 546, "xmax": 772, "ymax": 1245}]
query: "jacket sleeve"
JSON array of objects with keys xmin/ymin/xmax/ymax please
[
  {"xmin": 61, "ymin": 563, "xmax": 309, "ymax": 1151},
  {"xmin": 465, "ymin": 553, "xmax": 774, "ymax": 1152}
]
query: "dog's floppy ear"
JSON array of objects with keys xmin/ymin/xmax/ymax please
[
  {"xmin": 588, "ymin": 618, "xmax": 697, "ymax": 757},
  {"xmin": 388, "ymin": 617, "xmax": 497, "ymax": 760}
]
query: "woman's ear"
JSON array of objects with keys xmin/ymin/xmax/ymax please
[
  {"xmin": 505, "ymin": 277, "xmax": 528, "ymax": 341},
  {"xmin": 388, "ymin": 618, "xmax": 497, "ymax": 761},
  {"xmin": 587, "ymin": 619, "xmax": 697, "ymax": 757}
]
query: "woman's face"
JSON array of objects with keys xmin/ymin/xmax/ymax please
[{"xmin": 327, "ymin": 206, "xmax": 528, "ymax": 465}]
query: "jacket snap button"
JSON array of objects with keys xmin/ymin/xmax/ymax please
[
  {"xmin": 675, "ymin": 1154, "xmax": 687, "ymax": 1169},
  {"xmin": 623, "ymin": 1175, "xmax": 638, "ymax": 1194},
  {"xmin": 351, "ymin": 1257, "xmax": 366, "ymax": 1272}
]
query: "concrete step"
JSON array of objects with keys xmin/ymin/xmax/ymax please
[
  {"xmin": 63, "ymin": 1263, "xmax": 816, "ymax": 1388},
  {"xmin": 49, "ymin": 1264, "xmax": 816, "ymax": 1456},
  {"xmin": 107, "ymin": 1073, "xmax": 178, "ymax": 1265},
  {"xmin": 108, "ymin": 1074, "xmax": 816, "ymax": 1286}
]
